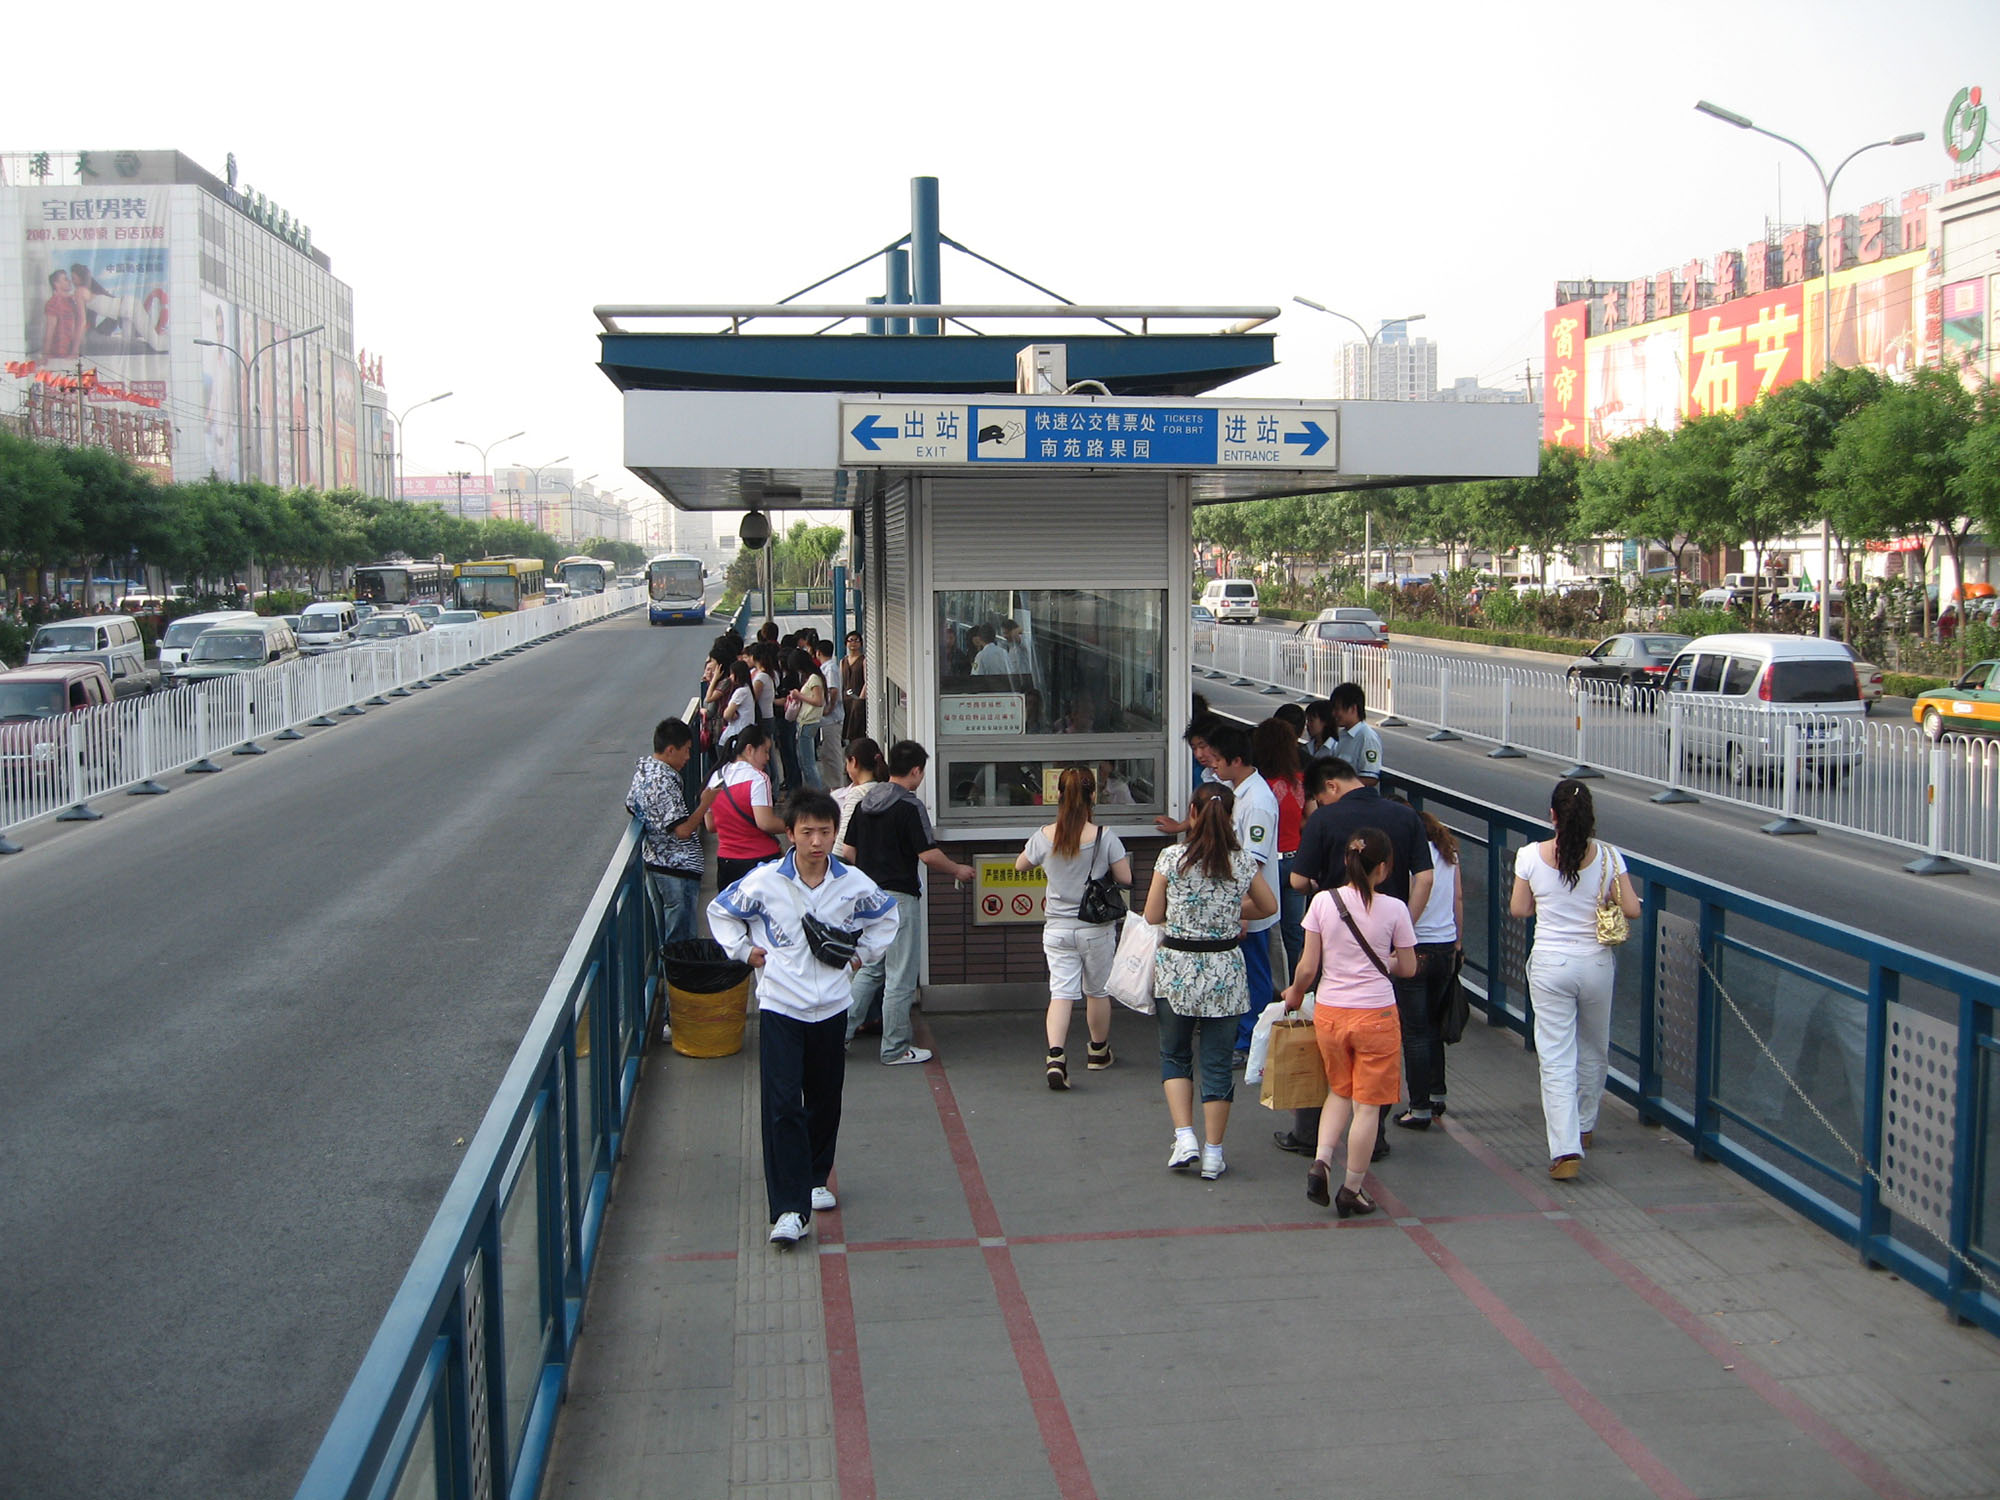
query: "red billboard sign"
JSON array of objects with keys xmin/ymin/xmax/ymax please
[
  {"xmin": 1686, "ymin": 286, "xmax": 1807, "ymax": 417},
  {"xmin": 1543, "ymin": 301, "xmax": 1588, "ymax": 449}
]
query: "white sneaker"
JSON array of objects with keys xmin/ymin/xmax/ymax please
[
  {"xmin": 1200, "ymin": 1146, "xmax": 1227, "ymax": 1181},
  {"xmin": 884, "ymin": 1046, "xmax": 932, "ymax": 1066},
  {"xmin": 810, "ymin": 1186, "xmax": 837, "ymax": 1212},
  {"xmin": 1168, "ymin": 1137, "xmax": 1201, "ymax": 1171},
  {"xmin": 768, "ymin": 1211, "xmax": 807, "ymax": 1248}
]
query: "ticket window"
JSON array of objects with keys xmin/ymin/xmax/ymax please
[{"xmin": 931, "ymin": 587, "xmax": 1167, "ymax": 822}]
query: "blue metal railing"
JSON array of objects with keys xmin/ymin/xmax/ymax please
[
  {"xmin": 294, "ymin": 821, "xmax": 657, "ymax": 1500},
  {"xmin": 1384, "ymin": 768, "xmax": 2000, "ymax": 1333}
]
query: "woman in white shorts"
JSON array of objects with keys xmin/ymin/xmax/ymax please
[{"xmin": 1017, "ymin": 767, "xmax": 1132, "ymax": 1090}]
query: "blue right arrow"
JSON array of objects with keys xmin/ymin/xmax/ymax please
[
  {"xmin": 1284, "ymin": 420, "xmax": 1329, "ymax": 458},
  {"xmin": 851, "ymin": 414, "xmax": 900, "ymax": 451}
]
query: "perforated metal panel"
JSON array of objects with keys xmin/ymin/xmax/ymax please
[
  {"xmin": 1880, "ymin": 1004, "xmax": 1959, "ymax": 1242},
  {"xmin": 463, "ymin": 1249, "xmax": 493, "ymax": 1500},
  {"xmin": 928, "ymin": 475, "xmax": 1170, "ymax": 585},
  {"xmin": 1654, "ymin": 911, "xmax": 1700, "ymax": 1092},
  {"xmin": 881, "ymin": 479, "xmax": 911, "ymax": 686}
]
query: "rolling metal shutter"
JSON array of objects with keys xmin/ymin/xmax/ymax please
[{"xmin": 926, "ymin": 475, "xmax": 1171, "ymax": 586}]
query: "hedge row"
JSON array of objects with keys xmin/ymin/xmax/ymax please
[{"xmin": 1883, "ymin": 672, "xmax": 1950, "ymax": 699}]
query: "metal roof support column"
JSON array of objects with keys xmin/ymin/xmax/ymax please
[
  {"xmin": 887, "ymin": 248, "xmax": 911, "ymax": 336},
  {"xmin": 910, "ymin": 177, "xmax": 941, "ymax": 334}
]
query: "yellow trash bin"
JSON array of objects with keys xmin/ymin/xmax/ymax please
[{"xmin": 662, "ymin": 939, "xmax": 753, "ymax": 1058}]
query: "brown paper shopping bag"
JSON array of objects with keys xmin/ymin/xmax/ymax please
[{"xmin": 1258, "ymin": 1018, "xmax": 1329, "ymax": 1111}]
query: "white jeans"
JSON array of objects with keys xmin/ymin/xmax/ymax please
[{"xmin": 1527, "ymin": 948, "xmax": 1615, "ymax": 1161}]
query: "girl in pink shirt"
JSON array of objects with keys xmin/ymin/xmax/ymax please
[{"xmin": 1283, "ymin": 827, "xmax": 1417, "ymax": 1218}]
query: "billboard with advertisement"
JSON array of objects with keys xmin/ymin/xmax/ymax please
[
  {"xmin": 1585, "ymin": 316, "xmax": 1687, "ymax": 449},
  {"xmin": 333, "ymin": 361, "xmax": 359, "ymax": 488},
  {"xmin": 1686, "ymin": 285, "xmax": 1807, "ymax": 418},
  {"xmin": 1942, "ymin": 277, "xmax": 1987, "ymax": 387},
  {"xmin": 1804, "ymin": 249, "xmax": 1925, "ymax": 380},
  {"xmin": 198, "ymin": 291, "xmax": 240, "ymax": 479},
  {"xmin": 21, "ymin": 186, "xmax": 172, "ymax": 407},
  {"xmin": 1542, "ymin": 302, "xmax": 1589, "ymax": 447}
]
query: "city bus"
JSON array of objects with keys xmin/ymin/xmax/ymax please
[
  {"xmin": 453, "ymin": 557, "xmax": 548, "ymax": 616},
  {"xmin": 554, "ymin": 555, "xmax": 611, "ymax": 595},
  {"xmin": 646, "ymin": 554, "xmax": 707, "ymax": 625},
  {"xmin": 353, "ymin": 560, "xmax": 450, "ymax": 609}
]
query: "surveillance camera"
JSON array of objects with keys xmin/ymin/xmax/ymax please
[{"xmin": 740, "ymin": 511, "xmax": 772, "ymax": 550}]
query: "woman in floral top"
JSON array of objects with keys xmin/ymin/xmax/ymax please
[{"xmin": 1143, "ymin": 783, "xmax": 1277, "ymax": 1181}]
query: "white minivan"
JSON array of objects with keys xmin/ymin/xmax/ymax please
[
  {"xmin": 27, "ymin": 614, "xmax": 151, "ymax": 693},
  {"xmin": 157, "ymin": 611, "xmax": 258, "ymax": 672},
  {"xmin": 1200, "ymin": 578, "xmax": 1260, "ymax": 623},
  {"xmin": 1659, "ymin": 633, "xmax": 1866, "ymax": 786},
  {"xmin": 297, "ymin": 601, "xmax": 359, "ymax": 654}
]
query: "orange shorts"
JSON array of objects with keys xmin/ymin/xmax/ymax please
[{"xmin": 1314, "ymin": 1005, "xmax": 1403, "ymax": 1106}]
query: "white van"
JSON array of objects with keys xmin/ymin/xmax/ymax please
[
  {"xmin": 174, "ymin": 616, "xmax": 301, "ymax": 682},
  {"xmin": 296, "ymin": 601, "xmax": 359, "ymax": 654},
  {"xmin": 1660, "ymin": 633, "xmax": 1865, "ymax": 785},
  {"xmin": 27, "ymin": 614, "xmax": 151, "ymax": 693},
  {"xmin": 1200, "ymin": 578, "xmax": 1260, "ymax": 623},
  {"xmin": 157, "ymin": 610, "xmax": 259, "ymax": 672}
]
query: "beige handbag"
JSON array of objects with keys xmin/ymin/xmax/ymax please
[{"xmin": 1595, "ymin": 846, "xmax": 1630, "ymax": 947}]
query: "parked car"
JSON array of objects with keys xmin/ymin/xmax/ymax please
[
  {"xmin": 1913, "ymin": 661, "xmax": 2000, "ymax": 739},
  {"xmin": 1199, "ymin": 578, "xmax": 1260, "ymax": 623},
  {"xmin": 158, "ymin": 610, "xmax": 260, "ymax": 673},
  {"xmin": 0, "ymin": 663, "xmax": 120, "ymax": 793},
  {"xmin": 1659, "ymin": 634, "xmax": 1866, "ymax": 785},
  {"xmin": 173, "ymin": 617, "xmax": 302, "ymax": 682},
  {"xmin": 296, "ymin": 601, "xmax": 360, "ymax": 654},
  {"xmin": 1566, "ymin": 633, "xmax": 1691, "ymax": 707},
  {"xmin": 1313, "ymin": 606, "xmax": 1388, "ymax": 642},
  {"xmin": 26, "ymin": 614, "xmax": 152, "ymax": 695}
]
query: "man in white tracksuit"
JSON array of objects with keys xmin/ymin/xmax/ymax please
[{"xmin": 708, "ymin": 789, "xmax": 900, "ymax": 1248}]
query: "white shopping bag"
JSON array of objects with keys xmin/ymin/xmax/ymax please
[
  {"xmin": 1106, "ymin": 914, "xmax": 1159, "ymax": 1014},
  {"xmin": 1243, "ymin": 995, "xmax": 1312, "ymax": 1084}
]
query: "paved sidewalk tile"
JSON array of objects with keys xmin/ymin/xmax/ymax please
[{"xmin": 542, "ymin": 1004, "xmax": 2000, "ymax": 1500}]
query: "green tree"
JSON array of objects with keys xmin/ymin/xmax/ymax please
[
  {"xmin": 0, "ymin": 432, "xmax": 81, "ymax": 595},
  {"xmin": 1462, "ymin": 442, "xmax": 1584, "ymax": 586},
  {"xmin": 1823, "ymin": 366, "xmax": 1978, "ymax": 666}
]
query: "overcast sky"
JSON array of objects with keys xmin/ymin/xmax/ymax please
[{"xmin": 16, "ymin": 0, "xmax": 1996, "ymax": 519}]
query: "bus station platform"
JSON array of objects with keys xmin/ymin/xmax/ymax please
[{"xmin": 540, "ymin": 1005, "xmax": 2000, "ymax": 1500}]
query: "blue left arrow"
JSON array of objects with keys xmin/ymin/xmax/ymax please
[
  {"xmin": 851, "ymin": 414, "xmax": 900, "ymax": 452},
  {"xmin": 1283, "ymin": 420, "xmax": 1329, "ymax": 458}
]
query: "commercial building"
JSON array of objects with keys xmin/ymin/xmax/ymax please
[
  {"xmin": 1, "ymin": 148, "xmax": 389, "ymax": 495},
  {"xmin": 1540, "ymin": 143, "xmax": 1999, "ymax": 594}
]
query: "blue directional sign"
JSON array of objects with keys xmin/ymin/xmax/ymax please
[{"xmin": 838, "ymin": 402, "xmax": 1340, "ymax": 468}]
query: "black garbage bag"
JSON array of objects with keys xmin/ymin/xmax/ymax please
[{"xmin": 661, "ymin": 938, "xmax": 752, "ymax": 993}]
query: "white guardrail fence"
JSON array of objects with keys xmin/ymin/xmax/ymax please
[
  {"xmin": 1, "ymin": 585, "xmax": 646, "ymax": 848},
  {"xmin": 1197, "ymin": 625, "xmax": 2000, "ymax": 875}
]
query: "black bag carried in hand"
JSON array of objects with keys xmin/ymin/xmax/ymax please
[
  {"xmin": 801, "ymin": 911, "xmax": 863, "ymax": 968},
  {"xmin": 1076, "ymin": 832, "xmax": 1127, "ymax": 925},
  {"xmin": 1439, "ymin": 952, "xmax": 1470, "ymax": 1045}
]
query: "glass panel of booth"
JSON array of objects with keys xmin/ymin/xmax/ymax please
[{"xmin": 933, "ymin": 588, "xmax": 1167, "ymax": 819}]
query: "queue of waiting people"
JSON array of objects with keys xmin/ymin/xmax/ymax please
[{"xmin": 630, "ymin": 638, "xmax": 1645, "ymax": 1248}]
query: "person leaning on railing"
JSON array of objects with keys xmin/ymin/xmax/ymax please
[{"xmin": 1508, "ymin": 779, "xmax": 1643, "ymax": 1181}]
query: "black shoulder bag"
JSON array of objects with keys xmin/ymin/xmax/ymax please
[{"xmin": 1076, "ymin": 832, "xmax": 1127, "ymax": 925}]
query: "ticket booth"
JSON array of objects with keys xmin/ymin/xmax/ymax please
[{"xmin": 602, "ymin": 303, "xmax": 1538, "ymax": 1007}]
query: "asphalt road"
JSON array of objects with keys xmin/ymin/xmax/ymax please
[
  {"xmin": 1196, "ymin": 673, "xmax": 2000, "ymax": 964},
  {"xmin": 0, "ymin": 609, "xmax": 715, "ymax": 1500}
]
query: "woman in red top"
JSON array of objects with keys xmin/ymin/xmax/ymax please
[
  {"xmin": 1253, "ymin": 717, "xmax": 1307, "ymax": 978},
  {"xmin": 706, "ymin": 725, "xmax": 786, "ymax": 889}
]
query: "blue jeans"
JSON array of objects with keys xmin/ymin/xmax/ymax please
[
  {"xmin": 1157, "ymin": 1007, "xmax": 1239, "ymax": 1103},
  {"xmin": 647, "ymin": 869, "xmax": 701, "ymax": 946},
  {"xmin": 847, "ymin": 890, "xmax": 921, "ymax": 1058},
  {"xmin": 1278, "ymin": 854, "xmax": 1306, "ymax": 983},
  {"xmin": 1235, "ymin": 926, "xmax": 1275, "ymax": 1050},
  {"xmin": 798, "ymin": 720, "xmax": 825, "ymax": 790},
  {"xmin": 775, "ymin": 717, "xmax": 802, "ymax": 791}
]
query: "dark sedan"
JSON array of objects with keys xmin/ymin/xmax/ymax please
[{"xmin": 1566, "ymin": 633, "xmax": 1690, "ymax": 707}]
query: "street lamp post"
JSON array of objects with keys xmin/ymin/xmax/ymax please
[
  {"xmin": 517, "ymin": 456, "xmax": 569, "ymax": 532},
  {"xmin": 386, "ymin": 391, "xmax": 452, "ymax": 506},
  {"xmin": 454, "ymin": 429, "xmax": 525, "ymax": 520},
  {"xmin": 1696, "ymin": 101, "xmax": 1924, "ymax": 637},
  {"xmin": 194, "ymin": 324, "xmax": 324, "ymax": 485},
  {"xmin": 1291, "ymin": 298, "xmax": 1427, "ymax": 583}
]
